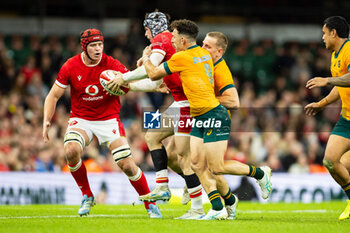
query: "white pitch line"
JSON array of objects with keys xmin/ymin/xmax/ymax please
[
  {"xmin": 0, "ymin": 214, "xmax": 144, "ymax": 219},
  {"xmin": 239, "ymin": 209, "xmax": 333, "ymax": 214},
  {"xmin": 0, "ymin": 210, "xmax": 335, "ymax": 219}
]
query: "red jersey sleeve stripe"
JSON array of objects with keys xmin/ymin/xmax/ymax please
[
  {"xmin": 55, "ymin": 80, "xmax": 68, "ymax": 89},
  {"xmin": 151, "ymin": 48, "xmax": 166, "ymax": 56}
]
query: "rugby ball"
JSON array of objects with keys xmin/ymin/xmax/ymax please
[{"xmin": 100, "ymin": 70, "xmax": 130, "ymax": 96}]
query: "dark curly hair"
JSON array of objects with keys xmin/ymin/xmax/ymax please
[
  {"xmin": 170, "ymin": 19, "xmax": 199, "ymax": 41},
  {"xmin": 324, "ymin": 16, "xmax": 349, "ymax": 39}
]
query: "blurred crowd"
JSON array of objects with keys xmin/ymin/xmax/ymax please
[{"xmin": 0, "ymin": 22, "xmax": 339, "ymax": 174}]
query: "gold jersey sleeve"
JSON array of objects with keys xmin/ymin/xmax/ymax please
[
  {"xmin": 330, "ymin": 40, "xmax": 350, "ymax": 119},
  {"xmin": 164, "ymin": 45, "xmax": 219, "ymax": 116},
  {"xmin": 214, "ymin": 58, "xmax": 235, "ymax": 96}
]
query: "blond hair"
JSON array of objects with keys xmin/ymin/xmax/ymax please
[{"xmin": 207, "ymin": 32, "xmax": 228, "ymax": 53}]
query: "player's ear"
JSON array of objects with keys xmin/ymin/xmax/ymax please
[
  {"xmin": 331, "ymin": 29, "xmax": 337, "ymax": 37},
  {"xmin": 181, "ymin": 36, "xmax": 185, "ymax": 45}
]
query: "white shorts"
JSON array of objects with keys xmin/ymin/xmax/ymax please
[
  {"xmin": 66, "ymin": 117, "xmax": 126, "ymax": 147},
  {"xmin": 163, "ymin": 100, "xmax": 192, "ymax": 136}
]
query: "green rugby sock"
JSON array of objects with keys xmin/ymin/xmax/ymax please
[
  {"xmin": 248, "ymin": 165, "xmax": 264, "ymax": 180},
  {"xmin": 342, "ymin": 183, "xmax": 350, "ymax": 199},
  {"xmin": 208, "ymin": 190, "xmax": 223, "ymax": 211},
  {"xmin": 223, "ymin": 190, "xmax": 236, "ymax": 206}
]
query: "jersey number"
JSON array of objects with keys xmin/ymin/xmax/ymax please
[{"xmin": 204, "ymin": 63, "xmax": 213, "ymax": 85}]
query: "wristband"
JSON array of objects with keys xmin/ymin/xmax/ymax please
[{"xmin": 317, "ymin": 98, "xmax": 329, "ymax": 108}]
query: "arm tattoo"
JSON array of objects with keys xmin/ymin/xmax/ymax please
[{"xmin": 328, "ymin": 73, "xmax": 350, "ymax": 87}]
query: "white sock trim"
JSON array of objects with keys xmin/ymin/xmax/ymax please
[
  {"xmin": 156, "ymin": 169, "xmax": 168, "ymax": 178},
  {"xmin": 156, "ymin": 169, "xmax": 169, "ymax": 186},
  {"xmin": 188, "ymin": 185, "xmax": 202, "ymax": 195},
  {"xmin": 68, "ymin": 159, "xmax": 82, "ymax": 172},
  {"xmin": 128, "ymin": 167, "xmax": 142, "ymax": 181}
]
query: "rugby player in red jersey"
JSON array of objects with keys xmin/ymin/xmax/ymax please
[
  {"xmin": 42, "ymin": 28, "xmax": 161, "ymax": 218},
  {"xmin": 107, "ymin": 10, "xmax": 204, "ymax": 219}
]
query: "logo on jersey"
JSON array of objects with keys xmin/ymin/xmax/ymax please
[
  {"xmin": 153, "ymin": 42, "xmax": 163, "ymax": 47},
  {"xmin": 77, "ymin": 75, "xmax": 82, "ymax": 81},
  {"xmin": 85, "ymin": 85, "xmax": 99, "ymax": 96},
  {"xmin": 143, "ymin": 110, "xmax": 161, "ymax": 129},
  {"xmin": 112, "ymin": 129, "xmax": 117, "ymax": 134},
  {"xmin": 69, "ymin": 120, "xmax": 78, "ymax": 126}
]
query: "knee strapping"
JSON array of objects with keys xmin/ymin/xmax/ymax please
[
  {"xmin": 112, "ymin": 144, "xmax": 131, "ymax": 163},
  {"xmin": 64, "ymin": 131, "xmax": 85, "ymax": 150}
]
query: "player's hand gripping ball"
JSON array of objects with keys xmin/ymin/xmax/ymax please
[{"xmin": 100, "ymin": 70, "xmax": 130, "ymax": 96}]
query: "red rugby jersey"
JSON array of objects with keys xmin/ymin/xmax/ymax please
[
  {"xmin": 55, "ymin": 53, "xmax": 129, "ymax": 121},
  {"xmin": 151, "ymin": 32, "xmax": 187, "ymax": 101}
]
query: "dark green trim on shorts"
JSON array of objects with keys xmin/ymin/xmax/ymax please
[
  {"xmin": 164, "ymin": 62, "xmax": 172, "ymax": 75},
  {"xmin": 331, "ymin": 115, "xmax": 350, "ymax": 139},
  {"xmin": 190, "ymin": 104, "xmax": 231, "ymax": 143}
]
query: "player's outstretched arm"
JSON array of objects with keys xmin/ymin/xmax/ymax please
[
  {"xmin": 129, "ymin": 79, "xmax": 169, "ymax": 93},
  {"xmin": 107, "ymin": 67, "xmax": 149, "ymax": 92},
  {"xmin": 327, "ymin": 72, "xmax": 350, "ymax": 87},
  {"xmin": 141, "ymin": 46, "xmax": 168, "ymax": 81},
  {"xmin": 304, "ymin": 87, "xmax": 340, "ymax": 116},
  {"xmin": 304, "ymin": 102, "xmax": 324, "ymax": 116},
  {"xmin": 143, "ymin": 59, "xmax": 168, "ymax": 81},
  {"xmin": 307, "ymin": 73, "xmax": 350, "ymax": 88},
  {"xmin": 107, "ymin": 47, "xmax": 166, "ymax": 92},
  {"xmin": 43, "ymin": 84, "xmax": 65, "ymax": 143},
  {"xmin": 306, "ymin": 77, "xmax": 330, "ymax": 89}
]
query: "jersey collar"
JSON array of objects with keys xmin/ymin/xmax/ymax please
[
  {"xmin": 81, "ymin": 52, "xmax": 102, "ymax": 67},
  {"xmin": 186, "ymin": 44, "xmax": 199, "ymax": 50},
  {"xmin": 335, "ymin": 39, "xmax": 350, "ymax": 58},
  {"xmin": 214, "ymin": 57, "xmax": 223, "ymax": 67}
]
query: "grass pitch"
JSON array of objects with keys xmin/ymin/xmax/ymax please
[{"xmin": 0, "ymin": 202, "xmax": 349, "ymax": 233}]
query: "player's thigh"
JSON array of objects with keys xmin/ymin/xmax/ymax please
[
  {"xmin": 166, "ymin": 136, "xmax": 176, "ymax": 156},
  {"xmin": 64, "ymin": 118, "xmax": 93, "ymax": 151},
  {"xmin": 103, "ymin": 119, "xmax": 133, "ymax": 166},
  {"xmin": 145, "ymin": 130, "xmax": 174, "ymax": 149},
  {"xmin": 166, "ymin": 137, "xmax": 184, "ymax": 174},
  {"xmin": 166, "ymin": 136, "xmax": 178, "ymax": 165},
  {"xmin": 63, "ymin": 126, "xmax": 90, "ymax": 163},
  {"xmin": 324, "ymin": 134, "xmax": 350, "ymax": 162},
  {"xmin": 92, "ymin": 118, "xmax": 126, "ymax": 148},
  {"xmin": 190, "ymin": 136, "xmax": 207, "ymax": 169},
  {"xmin": 174, "ymin": 135, "xmax": 190, "ymax": 157},
  {"xmin": 204, "ymin": 140, "xmax": 228, "ymax": 169},
  {"xmin": 65, "ymin": 128, "xmax": 90, "ymax": 147},
  {"xmin": 174, "ymin": 105, "xmax": 192, "ymax": 137}
]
